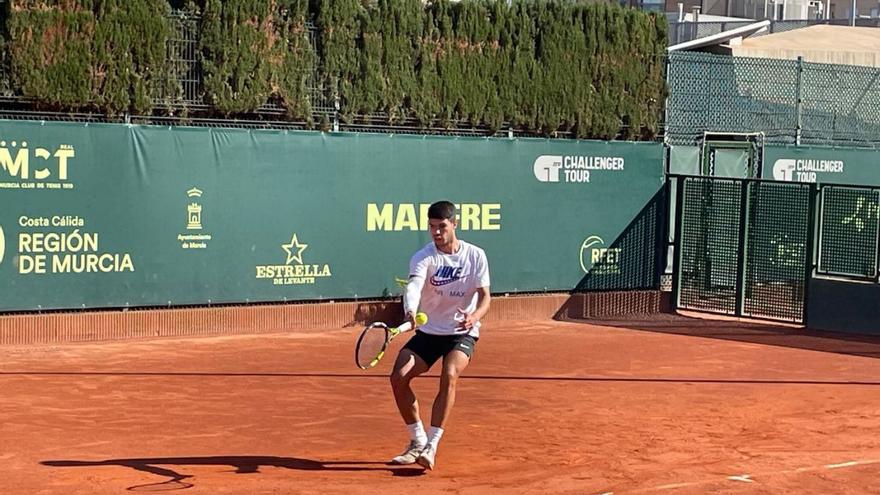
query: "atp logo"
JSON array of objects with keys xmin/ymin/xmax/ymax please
[
  {"xmin": 0, "ymin": 224, "xmax": 4, "ymax": 264},
  {"xmin": 430, "ymin": 265, "xmax": 463, "ymax": 286},
  {"xmin": 533, "ymin": 155, "xmax": 563, "ymax": 182},
  {"xmin": 773, "ymin": 159, "xmax": 796, "ymax": 181}
]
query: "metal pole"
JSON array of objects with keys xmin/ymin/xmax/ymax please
[
  {"xmin": 671, "ymin": 177, "xmax": 686, "ymax": 311},
  {"xmin": 795, "ymin": 56, "xmax": 803, "ymax": 146},
  {"xmin": 802, "ymin": 184, "xmax": 819, "ymax": 326},
  {"xmin": 735, "ymin": 180, "xmax": 750, "ymax": 317}
]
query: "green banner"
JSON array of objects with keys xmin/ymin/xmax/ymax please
[
  {"xmin": 0, "ymin": 121, "xmax": 664, "ymax": 311},
  {"xmin": 764, "ymin": 145, "xmax": 880, "ymax": 185}
]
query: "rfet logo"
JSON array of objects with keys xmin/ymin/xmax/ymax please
[
  {"xmin": 579, "ymin": 235, "xmax": 622, "ymax": 275},
  {"xmin": 430, "ymin": 265, "xmax": 463, "ymax": 286},
  {"xmin": 533, "ymin": 155, "xmax": 563, "ymax": 182}
]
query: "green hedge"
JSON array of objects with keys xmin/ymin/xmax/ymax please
[
  {"xmin": 317, "ymin": 0, "xmax": 667, "ymax": 138},
  {"xmin": 0, "ymin": 4, "xmax": 11, "ymax": 96},
  {"xmin": 1, "ymin": 0, "xmax": 666, "ymax": 139},
  {"xmin": 6, "ymin": 0, "xmax": 171, "ymax": 115},
  {"xmin": 201, "ymin": 0, "xmax": 313, "ymax": 121}
]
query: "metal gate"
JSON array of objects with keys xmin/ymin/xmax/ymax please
[{"xmin": 672, "ymin": 176, "xmax": 815, "ymax": 323}]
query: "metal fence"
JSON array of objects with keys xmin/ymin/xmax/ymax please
[
  {"xmin": 155, "ymin": 10, "xmax": 204, "ymax": 110},
  {"xmin": 672, "ymin": 174, "xmax": 880, "ymax": 323},
  {"xmin": 666, "ymin": 51, "xmax": 880, "ymax": 147},
  {"xmin": 673, "ymin": 175, "xmax": 814, "ymax": 322},
  {"xmin": 817, "ymin": 184, "xmax": 880, "ymax": 279}
]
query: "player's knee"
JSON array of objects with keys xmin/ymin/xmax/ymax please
[
  {"xmin": 441, "ymin": 367, "xmax": 461, "ymax": 386},
  {"xmin": 390, "ymin": 369, "xmax": 411, "ymax": 389}
]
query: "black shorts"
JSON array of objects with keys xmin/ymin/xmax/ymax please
[{"xmin": 403, "ymin": 330, "xmax": 478, "ymax": 368}]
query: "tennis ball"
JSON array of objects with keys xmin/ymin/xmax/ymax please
[{"xmin": 415, "ymin": 312, "xmax": 428, "ymax": 325}]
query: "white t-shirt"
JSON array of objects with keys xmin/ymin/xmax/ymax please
[{"xmin": 404, "ymin": 240, "xmax": 490, "ymax": 337}]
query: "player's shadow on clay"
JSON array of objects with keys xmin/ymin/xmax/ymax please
[{"xmin": 43, "ymin": 455, "xmax": 425, "ymax": 490}]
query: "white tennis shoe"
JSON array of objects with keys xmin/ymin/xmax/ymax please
[
  {"xmin": 416, "ymin": 444, "xmax": 436, "ymax": 470},
  {"xmin": 390, "ymin": 440, "xmax": 425, "ymax": 465}
]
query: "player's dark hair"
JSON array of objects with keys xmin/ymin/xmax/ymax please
[{"xmin": 427, "ymin": 201, "xmax": 456, "ymax": 221}]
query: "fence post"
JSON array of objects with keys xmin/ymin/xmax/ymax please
[
  {"xmin": 803, "ymin": 183, "xmax": 819, "ymax": 326},
  {"xmin": 656, "ymin": 179, "xmax": 671, "ymax": 290},
  {"xmin": 735, "ymin": 179, "xmax": 750, "ymax": 317},
  {"xmin": 663, "ymin": 55, "xmax": 671, "ymax": 139},
  {"xmin": 795, "ymin": 56, "xmax": 804, "ymax": 146},
  {"xmin": 671, "ymin": 177, "xmax": 686, "ymax": 310},
  {"xmin": 333, "ymin": 95, "xmax": 340, "ymax": 132}
]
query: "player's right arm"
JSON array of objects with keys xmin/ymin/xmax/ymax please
[{"xmin": 404, "ymin": 253, "xmax": 430, "ymax": 326}]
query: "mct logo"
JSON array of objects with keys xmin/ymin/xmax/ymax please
[
  {"xmin": 533, "ymin": 155, "xmax": 563, "ymax": 182},
  {"xmin": 773, "ymin": 159, "xmax": 796, "ymax": 181}
]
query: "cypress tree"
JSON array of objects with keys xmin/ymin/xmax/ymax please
[
  {"xmin": 482, "ymin": 0, "xmax": 506, "ymax": 133},
  {"xmin": 509, "ymin": 1, "xmax": 538, "ymax": 132},
  {"xmin": 276, "ymin": 0, "xmax": 315, "ymax": 124},
  {"xmin": 456, "ymin": 1, "xmax": 484, "ymax": 126},
  {"xmin": 432, "ymin": 0, "xmax": 459, "ymax": 127},
  {"xmin": 94, "ymin": 0, "xmax": 171, "ymax": 116},
  {"xmin": 356, "ymin": 5, "xmax": 384, "ymax": 118},
  {"xmin": 0, "ymin": 3, "xmax": 12, "ymax": 97},
  {"xmin": 200, "ymin": 0, "xmax": 275, "ymax": 114},
  {"xmin": 7, "ymin": 0, "xmax": 97, "ymax": 110},
  {"xmin": 1, "ymin": 0, "xmax": 668, "ymax": 139},
  {"xmin": 411, "ymin": 8, "xmax": 441, "ymax": 127},
  {"xmin": 315, "ymin": 0, "xmax": 363, "ymax": 123},
  {"xmin": 379, "ymin": 0, "xmax": 420, "ymax": 124}
]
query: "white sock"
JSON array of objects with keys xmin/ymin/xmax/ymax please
[
  {"xmin": 427, "ymin": 426, "xmax": 444, "ymax": 450},
  {"xmin": 407, "ymin": 421, "xmax": 428, "ymax": 446}
]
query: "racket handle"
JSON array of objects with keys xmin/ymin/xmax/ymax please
[{"xmin": 396, "ymin": 312, "xmax": 428, "ymax": 334}]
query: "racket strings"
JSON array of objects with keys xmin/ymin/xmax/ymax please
[{"xmin": 356, "ymin": 326, "xmax": 387, "ymax": 368}]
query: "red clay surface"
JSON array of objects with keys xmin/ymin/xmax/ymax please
[{"xmin": 2, "ymin": 315, "xmax": 880, "ymax": 494}]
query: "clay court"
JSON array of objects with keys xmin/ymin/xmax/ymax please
[{"xmin": 3, "ymin": 314, "xmax": 880, "ymax": 494}]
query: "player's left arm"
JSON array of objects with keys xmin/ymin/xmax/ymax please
[
  {"xmin": 472, "ymin": 286, "xmax": 491, "ymax": 321},
  {"xmin": 457, "ymin": 287, "xmax": 490, "ymax": 331},
  {"xmin": 458, "ymin": 250, "xmax": 491, "ymax": 330}
]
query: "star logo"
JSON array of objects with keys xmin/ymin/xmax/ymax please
[{"xmin": 281, "ymin": 233, "xmax": 308, "ymax": 265}]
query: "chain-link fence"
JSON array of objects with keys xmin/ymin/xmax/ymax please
[
  {"xmin": 742, "ymin": 180, "xmax": 812, "ymax": 321},
  {"xmin": 666, "ymin": 51, "xmax": 880, "ymax": 148},
  {"xmin": 673, "ymin": 175, "xmax": 814, "ymax": 322},
  {"xmin": 817, "ymin": 185, "xmax": 880, "ymax": 279},
  {"xmin": 676, "ymin": 177, "xmax": 744, "ymax": 315},
  {"xmin": 574, "ymin": 188, "xmax": 667, "ymax": 292},
  {"xmin": 672, "ymin": 174, "xmax": 880, "ymax": 323},
  {"xmin": 156, "ymin": 9, "xmax": 204, "ymax": 110}
]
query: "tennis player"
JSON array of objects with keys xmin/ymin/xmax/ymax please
[{"xmin": 389, "ymin": 201, "xmax": 491, "ymax": 470}]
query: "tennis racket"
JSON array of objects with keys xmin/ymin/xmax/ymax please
[{"xmin": 355, "ymin": 312, "xmax": 428, "ymax": 370}]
